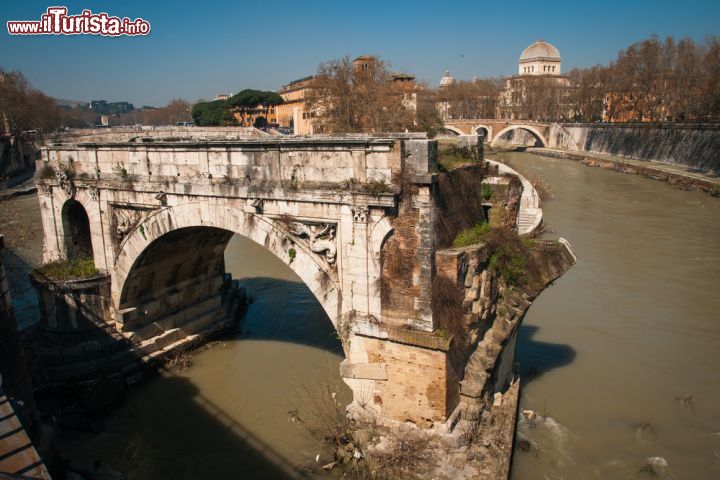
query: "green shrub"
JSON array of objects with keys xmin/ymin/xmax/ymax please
[
  {"xmin": 489, "ymin": 245, "xmax": 528, "ymax": 286},
  {"xmin": 482, "ymin": 183, "xmax": 493, "ymax": 200},
  {"xmin": 39, "ymin": 256, "xmax": 98, "ymax": 280},
  {"xmin": 452, "ymin": 221, "xmax": 492, "ymax": 247}
]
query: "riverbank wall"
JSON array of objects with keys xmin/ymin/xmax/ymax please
[
  {"xmin": 531, "ymin": 147, "xmax": 720, "ymax": 196},
  {"xmin": 549, "ymin": 123, "xmax": 720, "ymax": 173}
]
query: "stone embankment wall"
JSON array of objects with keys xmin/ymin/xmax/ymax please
[{"xmin": 549, "ymin": 123, "xmax": 720, "ymax": 173}]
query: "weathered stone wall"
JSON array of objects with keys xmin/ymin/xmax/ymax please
[
  {"xmin": 437, "ymin": 240, "xmax": 576, "ymax": 418},
  {"xmin": 46, "ymin": 126, "xmax": 264, "ymax": 144},
  {"xmin": 351, "ymin": 336, "xmax": 451, "ymax": 427},
  {"xmin": 31, "ymin": 272, "xmax": 112, "ymax": 333},
  {"xmin": 42, "ymin": 137, "xmax": 399, "ymax": 190},
  {"xmin": 551, "ymin": 123, "xmax": 720, "ymax": 172}
]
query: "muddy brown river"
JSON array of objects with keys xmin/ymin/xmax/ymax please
[
  {"xmin": 46, "ymin": 150, "xmax": 720, "ymax": 479},
  {"xmin": 56, "ymin": 236, "xmax": 350, "ymax": 479},
  {"xmin": 500, "ymin": 151, "xmax": 720, "ymax": 479}
]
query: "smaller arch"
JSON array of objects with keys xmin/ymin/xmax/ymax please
[
  {"xmin": 491, "ymin": 125, "xmax": 548, "ymax": 148},
  {"xmin": 61, "ymin": 199, "xmax": 93, "ymax": 260},
  {"xmin": 369, "ymin": 216, "xmax": 394, "ymax": 269},
  {"xmin": 472, "ymin": 124, "xmax": 493, "ymax": 143},
  {"xmin": 439, "ymin": 125, "xmax": 464, "ymax": 136}
]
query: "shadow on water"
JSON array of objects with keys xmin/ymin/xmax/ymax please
[
  {"xmin": 2, "ymin": 248, "xmax": 40, "ymax": 330},
  {"xmin": 515, "ymin": 325, "xmax": 576, "ymax": 385},
  {"xmin": 233, "ymin": 276, "xmax": 343, "ymax": 354},
  {"xmin": 39, "ymin": 276, "xmax": 341, "ymax": 478},
  {"xmin": 70, "ymin": 371, "xmax": 315, "ymax": 480}
]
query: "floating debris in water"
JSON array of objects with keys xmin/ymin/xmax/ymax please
[
  {"xmin": 675, "ymin": 394, "xmax": 695, "ymax": 412},
  {"xmin": 639, "ymin": 456, "xmax": 668, "ymax": 477},
  {"xmin": 635, "ymin": 421, "xmax": 658, "ymax": 441}
]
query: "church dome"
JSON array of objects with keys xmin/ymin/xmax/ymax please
[
  {"xmin": 520, "ymin": 40, "xmax": 561, "ymax": 63},
  {"xmin": 439, "ymin": 69, "xmax": 455, "ymax": 87}
]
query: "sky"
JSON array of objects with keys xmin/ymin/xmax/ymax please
[{"xmin": 1, "ymin": 0, "xmax": 719, "ymax": 107}]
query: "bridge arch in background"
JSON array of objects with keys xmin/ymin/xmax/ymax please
[{"xmin": 491, "ymin": 125, "xmax": 548, "ymax": 148}]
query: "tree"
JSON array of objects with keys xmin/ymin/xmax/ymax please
[
  {"xmin": 304, "ymin": 56, "xmax": 416, "ymax": 133},
  {"xmin": 571, "ymin": 35, "xmax": 720, "ymax": 122},
  {"xmin": 436, "ymin": 78, "xmax": 503, "ymax": 119},
  {"xmin": 191, "ymin": 99, "xmax": 237, "ymax": 126},
  {"xmin": 0, "ymin": 67, "xmax": 61, "ymax": 133},
  {"xmin": 412, "ymin": 85, "xmax": 443, "ymax": 137},
  {"xmin": 566, "ymin": 66, "xmax": 607, "ymax": 122},
  {"xmin": 227, "ymin": 89, "xmax": 283, "ymax": 125}
]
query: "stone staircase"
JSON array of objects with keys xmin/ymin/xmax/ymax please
[
  {"xmin": 33, "ymin": 285, "xmax": 246, "ymax": 387},
  {"xmin": 517, "ymin": 209, "xmax": 541, "ymax": 233}
]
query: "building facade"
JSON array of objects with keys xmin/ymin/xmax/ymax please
[
  {"xmin": 276, "ymin": 76, "xmax": 315, "ymax": 135},
  {"xmin": 497, "ymin": 40, "xmax": 575, "ymax": 121}
]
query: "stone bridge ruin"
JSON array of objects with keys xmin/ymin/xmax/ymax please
[{"xmin": 34, "ymin": 130, "xmax": 574, "ymax": 434}]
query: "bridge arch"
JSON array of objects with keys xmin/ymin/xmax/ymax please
[
  {"xmin": 472, "ymin": 124, "xmax": 493, "ymax": 142},
  {"xmin": 439, "ymin": 125, "xmax": 464, "ymax": 136},
  {"xmin": 112, "ymin": 202, "xmax": 341, "ymax": 330},
  {"xmin": 491, "ymin": 125, "xmax": 548, "ymax": 148}
]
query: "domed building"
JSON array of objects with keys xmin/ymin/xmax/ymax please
[
  {"xmin": 518, "ymin": 40, "xmax": 562, "ymax": 76},
  {"xmin": 498, "ymin": 40, "xmax": 575, "ymax": 120},
  {"xmin": 439, "ymin": 69, "xmax": 456, "ymax": 88}
]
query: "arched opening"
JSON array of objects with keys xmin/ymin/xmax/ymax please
[
  {"xmin": 492, "ymin": 126, "xmax": 547, "ymax": 148},
  {"xmin": 61, "ymin": 199, "xmax": 93, "ymax": 260},
  {"xmin": 474, "ymin": 126, "xmax": 491, "ymax": 142},
  {"xmin": 119, "ymin": 224, "xmax": 342, "ymax": 346},
  {"xmin": 119, "ymin": 226, "xmax": 232, "ymax": 314}
]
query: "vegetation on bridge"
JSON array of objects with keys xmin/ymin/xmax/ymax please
[
  {"xmin": 38, "ymin": 256, "xmax": 98, "ymax": 281},
  {"xmin": 437, "ymin": 139, "xmax": 480, "ymax": 171}
]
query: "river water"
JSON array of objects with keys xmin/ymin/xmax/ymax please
[
  {"xmin": 56, "ymin": 235, "xmax": 350, "ymax": 479},
  {"xmin": 52, "ymin": 151, "xmax": 720, "ymax": 479},
  {"xmin": 497, "ymin": 152, "xmax": 720, "ymax": 479}
]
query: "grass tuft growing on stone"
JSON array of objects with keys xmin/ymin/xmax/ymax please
[
  {"xmin": 39, "ymin": 256, "xmax": 98, "ymax": 280},
  {"xmin": 452, "ymin": 221, "xmax": 492, "ymax": 247}
]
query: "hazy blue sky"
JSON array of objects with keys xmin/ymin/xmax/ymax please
[{"xmin": 1, "ymin": 0, "xmax": 719, "ymax": 106}]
